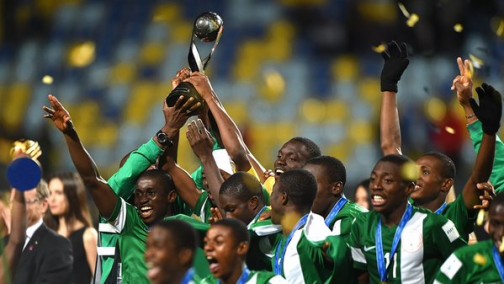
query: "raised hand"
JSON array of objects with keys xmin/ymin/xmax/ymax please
[
  {"xmin": 473, "ymin": 182, "xmax": 495, "ymax": 210},
  {"xmin": 451, "ymin": 57, "xmax": 474, "ymax": 106},
  {"xmin": 209, "ymin": 207, "xmax": 223, "ymax": 224},
  {"xmin": 186, "ymin": 119, "xmax": 215, "ymax": 159},
  {"xmin": 163, "ymin": 95, "xmax": 200, "ymax": 133},
  {"xmin": 182, "ymin": 72, "xmax": 215, "ymax": 101},
  {"xmin": 171, "ymin": 68, "xmax": 191, "ymax": 90},
  {"xmin": 380, "ymin": 41, "xmax": 409, "ymax": 92},
  {"xmin": 43, "ymin": 94, "xmax": 74, "ymax": 133},
  {"xmin": 470, "ymin": 83, "xmax": 502, "ymax": 135}
]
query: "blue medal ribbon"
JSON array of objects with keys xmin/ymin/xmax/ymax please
[
  {"xmin": 435, "ymin": 202, "xmax": 447, "ymax": 215},
  {"xmin": 274, "ymin": 214, "xmax": 309, "ymax": 275},
  {"xmin": 250, "ymin": 206, "xmax": 268, "ymax": 227},
  {"xmin": 218, "ymin": 266, "xmax": 251, "ymax": 284},
  {"xmin": 493, "ymin": 246, "xmax": 504, "ymax": 283},
  {"xmin": 325, "ymin": 197, "xmax": 348, "ymax": 227},
  {"xmin": 182, "ymin": 268, "xmax": 195, "ymax": 284},
  {"xmin": 376, "ymin": 204, "xmax": 414, "ymax": 283}
]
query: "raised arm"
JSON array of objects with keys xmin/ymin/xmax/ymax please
[
  {"xmin": 43, "ymin": 95, "xmax": 118, "ymax": 219},
  {"xmin": 379, "ymin": 41, "xmax": 409, "ymax": 156},
  {"xmin": 454, "ymin": 57, "xmax": 504, "ymax": 194},
  {"xmin": 0, "ymin": 190, "xmax": 26, "ymax": 280},
  {"xmin": 184, "ymin": 72, "xmax": 252, "ymax": 172},
  {"xmin": 186, "ymin": 119, "xmax": 224, "ymax": 208},
  {"xmin": 460, "ymin": 83, "xmax": 501, "ymax": 209}
]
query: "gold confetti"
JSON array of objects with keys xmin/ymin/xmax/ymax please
[
  {"xmin": 469, "ymin": 54, "xmax": 484, "ymax": 69},
  {"xmin": 476, "ymin": 209, "xmax": 486, "ymax": 226},
  {"xmin": 500, "ymin": 236, "xmax": 504, "ymax": 253},
  {"xmin": 453, "ymin": 24, "xmax": 463, "ymax": 33},
  {"xmin": 398, "ymin": 3, "xmax": 410, "ymax": 18},
  {"xmin": 372, "ymin": 43, "xmax": 387, "ymax": 54},
  {"xmin": 473, "ymin": 253, "xmax": 487, "ymax": 266},
  {"xmin": 42, "ymin": 75, "xmax": 53, "ymax": 85},
  {"xmin": 281, "ymin": 212, "xmax": 302, "ymax": 235},
  {"xmin": 445, "ymin": 126, "xmax": 455, "ymax": 134},
  {"xmin": 401, "ymin": 162, "xmax": 420, "ymax": 182},
  {"xmin": 497, "ymin": 20, "xmax": 504, "ymax": 37},
  {"xmin": 406, "ymin": 14, "xmax": 420, "ymax": 28}
]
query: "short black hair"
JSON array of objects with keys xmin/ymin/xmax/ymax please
[
  {"xmin": 305, "ymin": 155, "xmax": 347, "ymax": 185},
  {"xmin": 212, "ymin": 218, "xmax": 250, "ymax": 245},
  {"xmin": 420, "ymin": 151, "xmax": 456, "ymax": 179},
  {"xmin": 288, "ymin": 137, "xmax": 321, "ymax": 159},
  {"xmin": 490, "ymin": 192, "xmax": 504, "ymax": 212},
  {"xmin": 153, "ymin": 219, "xmax": 198, "ymax": 252},
  {"xmin": 277, "ymin": 169, "xmax": 317, "ymax": 212},
  {"xmin": 374, "ymin": 154, "xmax": 414, "ymax": 183},
  {"xmin": 220, "ymin": 172, "xmax": 265, "ymax": 203},
  {"xmin": 138, "ymin": 169, "xmax": 176, "ymax": 195}
]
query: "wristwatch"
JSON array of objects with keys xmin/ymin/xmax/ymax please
[{"xmin": 156, "ymin": 130, "xmax": 174, "ymax": 148}]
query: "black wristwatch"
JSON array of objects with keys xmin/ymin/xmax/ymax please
[{"xmin": 156, "ymin": 130, "xmax": 174, "ymax": 148}]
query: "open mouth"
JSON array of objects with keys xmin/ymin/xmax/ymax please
[
  {"xmin": 371, "ymin": 195, "xmax": 385, "ymax": 207},
  {"xmin": 207, "ymin": 256, "xmax": 219, "ymax": 274},
  {"xmin": 139, "ymin": 206, "xmax": 153, "ymax": 219},
  {"xmin": 275, "ymin": 169, "xmax": 285, "ymax": 176},
  {"xmin": 147, "ymin": 262, "xmax": 161, "ymax": 280}
]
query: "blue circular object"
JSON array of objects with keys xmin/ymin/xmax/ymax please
[{"xmin": 7, "ymin": 158, "xmax": 42, "ymax": 192}]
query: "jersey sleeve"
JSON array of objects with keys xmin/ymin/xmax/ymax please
[
  {"xmin": 443, "ymin": 195, "xmax": 476, "ymax": 241},
  {"xmin": 347, "ymin": 215, "xmax": 367, "ymax": 271},
  {"xmin": 434, "ymin": 252, "xmax": 466, "ymax": 284},
  {"xmin": 432, "ymin": 215, "xmax": 467, "ymax": 259},
  {"xmin": 468, "ymin": 120, "xmax": 504, "ymax": 193},
  {"xmin": 105, "ymin": 198, "xmax": 137, "ymax": 233},
  {"xmin": 108, "ymin": 139, "xmax": 163, "ymax": 199},
  {"xmin": 193, "ymin": 191, "xmax": 213, "ymax": 223}
]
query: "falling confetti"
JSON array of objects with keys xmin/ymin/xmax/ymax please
[
  {"xmin": 473, "ymin": 253, "xmax": 487, "ymax": 266},
  {"xmin": 500, "ymin": 236, "xmax": 504, "ymax": 253},
  {"xmin": 469, "ymin": 54, "xmax": 484, "ymax": 69},
  {"xmin": 372, "ymin": 43, "xmax": 387, "ymax": 54},
  {"xmin": 445, "ymin": 126, "xmax": 455, "ymax": 134},
  {"xmin": 42, "ymin": 75, "xmax": 53, "ymax": 85},
  {"xmin": 398, "ymin": 3, "xmax": 410, "ymax": 18},
  {"xmin": 401, "ymin": 161, "xmax": 420, "ymax": 182},
  {"xmin": 476, "ymin": 209, "xmax": 486, "ymax": 226},
  {"xmin": 453, "ymin": 24, "xmax": 463, "ymax": 33},
  {"xmin": 406, "ymin": 14, "xmax": 420, "ymax": 28}
]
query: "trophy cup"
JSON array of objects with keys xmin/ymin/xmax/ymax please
[
  {"xmin": 7, "ymin": 139, "xmax": 42, "ymax": 191},
  {"xmin": 166, "ymin": 11, "xmax": 224, "ymax": 115}
]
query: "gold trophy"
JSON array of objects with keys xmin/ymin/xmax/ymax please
[
  {"xmin": 10, "ymin": 139, "xmax": 42, "ymax": 160},
  {"xmin": 8, "ymin": 139, "xmax": 42, "ymax": 191}
]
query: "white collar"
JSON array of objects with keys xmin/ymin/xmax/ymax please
[{"xmin": 26, "ymin": 218, "xmax": 43, "ymax": 239}]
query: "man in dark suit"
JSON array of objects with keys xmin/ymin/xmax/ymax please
[{"xmin": 13, "ymin": 180, "xmax": 73, "ymax": 284}]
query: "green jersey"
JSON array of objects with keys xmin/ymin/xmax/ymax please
[
  {"xmin": 272, "ymin": 213, "xmax": 355, "ymax": 284},
  {"xmin": 442, "ymin": 195, "xmax": 477, "ymax": 242},
  {"xmin": 201, "ymin": 267, "xmax": 288, "ymax": 284},
  {"xmin": 247, "ymin": 207, "xmax": 282, "ymax": 271},
  {"xmin": 100, "ymin": 138, "xmax": 163, "ymax": 283},
  {"xmin": 468, "ymin": 120, "xmax": 504, "ymax": 193},
  {"xmin": 434, "ymin": 240, "xmax": 503, "ymax": 284},
  {"xmin": 348, "ymin": 206, "xmax": 466, "ymax": 284},
  {"xmin": 326, "ymin": 200, "xmax": 367, "ymax": 238}
]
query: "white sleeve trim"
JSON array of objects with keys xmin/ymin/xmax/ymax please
[
  {"xmin": 110, "ymin": 198, "xmax": 127, "ymax": 233},
  {"xmin": 331, "ymin": 219, "xmax": 342, "ymax": 235},
  {"xmin": 97, "ymin": 247, "xmax": 116, "ymax": 256},
  {"xmin": 350, "ymin": 246, "xmax": 367, "ymax": 264},
  {"xmin": 98, "ymin": 223, "xmax": 120, "ymax": 234}
]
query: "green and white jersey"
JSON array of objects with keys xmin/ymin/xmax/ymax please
[
  {"xmin": 434, "ymin": 240, "xmax": 503, "ymax": 284},
  {"xmin": 247, "ymin": 207, "xmax": 282, "ymax": 271},
  {"xmin": 442, "ymin": 195, "xmax": 477, "ymax": 242},
  {"xmin": 272, "ymin": 213, "xmax": 355, "ymax": 284},
  {"xmin": 348, "ymin": 206, "xmax": 466, "ymax": 284},
  {"xmin": 201, "ymin": 268, "xmax": 288, "ymax": 284},
  {"xmin": 108, "ymin": 200, "xmax": 212, "ymax": 283},
  {"xmin": 326, "ymin": 200, "xmax": 367, "ymax": 238},
  {"xmin": 194, "ymin": 190, "xmax": 214, "ymax": 223}
]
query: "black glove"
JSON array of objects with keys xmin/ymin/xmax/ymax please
[
  {"xmin": 470, "ymin": 83, "xmax": 502, "ymax": 135},
  {"xmin": 380, "ymin": 41, "xmax": 410, "ymax": 93}
]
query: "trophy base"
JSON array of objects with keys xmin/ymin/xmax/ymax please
[{"xmin": 166, "ymin": 82, "xmax": 205, "ymax": 116}]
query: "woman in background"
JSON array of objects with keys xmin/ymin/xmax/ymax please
[
  {"xmin": 353, "ymin": 178, "xmax": 371, "ymax": 210},
  {"xmin": 46, "ymin": 172, "xmax": 97, "ymax": 284}
]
